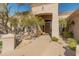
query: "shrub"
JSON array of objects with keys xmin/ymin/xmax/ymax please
[
  {"xmin": 67, "ymin": 38, "xmax": 77, "ymax": 50},
  {"xmin": 51, "ymin": 37, "xmax": 59, "ymax": 42},
  {"xmin": 0, "ymin": 41, "xmax": 2, "ymax": 48},
  {"xmin": 63, "ymin": 31, "xmax": 73, "ymax": 38}
]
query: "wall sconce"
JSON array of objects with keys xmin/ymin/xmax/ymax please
[{"xmin": 42, "ymin": 6, "xmax": 44, "ymax": 11}]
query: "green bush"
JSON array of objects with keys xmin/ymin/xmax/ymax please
[
  {"xmin": 63, "ymin": 31, "xmax": 73, "ymax": 38},
  {"xmin": 67, "ymin": 38, "xmax": 77, "ymax": 50},
  {"xmin": 51, "ymin": 37, "xmax": 59, "ymax": 42},
  {"xmin": 0, "ymin": 41, "xmax": 2, "ymax": 48}
]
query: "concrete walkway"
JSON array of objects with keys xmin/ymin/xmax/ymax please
[{"xmin": 0, "ymin": 35, "xmax": 66, "ymax": 56}]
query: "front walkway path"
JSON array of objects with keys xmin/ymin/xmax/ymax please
[{"xmin": 0, "ymin": 35, "xmax": 66, "ymax": 56}]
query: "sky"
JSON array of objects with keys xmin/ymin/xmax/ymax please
[
  {"xmin": 6, "ymin": 3, "xmax": 79, "ymax": 16},
  {"xmin": 59, "ymin": 3, "xmax": 79, "ymax": 13},
  {"xmin": 8, "ymin": 3, "xmax": 31, "ymax": 16}
]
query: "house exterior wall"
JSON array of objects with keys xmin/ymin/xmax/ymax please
[
  {"xmin": 70, "ymin": 17, "xmax": 79, "ymax": 41},
  {"xmin": 31, "ymin": 4, "xmax": 58, "ymax": 15},
  {"xmin": 31, "ymin": 4, "xmax": 59, "ymax": 38},
  {"xmin": 59, "ymin": 11, "xmax": 73, "ymax": 19},
  {"xmin": 59, "ymin": 14, "xmax": 71, "ymax": 19},
  {"xmin": 59, "ymin": 9, "xmax": 79, "ymax": 41},
  {"xmin": 66, "ymin": 9, "xmax": 79, "ymax": 41}
]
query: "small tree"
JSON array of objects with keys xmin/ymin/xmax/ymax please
[
  {"xmin": 59, "ymin": 18, "xmax": 67, "ymax": 30},
  {"xmin": 59, "ymin": 18, "xmax": 67, "ymax": 35},
  {"xmin": 17, "ymin": 12, "xmax": 45, "ymax": 36},
  {"xmin": 0, "ymin": 3, "xmax": 15, "ymax": 33},
  {"xmin": 59, "ymin": 18, "xmax": 74, "ymax": 38},
  {"xmin": 9, "ymin": 16, "xmax": 19, "ymax": 34},
  {"xmin": 33, "ymin": 16, "xmax": 45, "ymax": 35}
]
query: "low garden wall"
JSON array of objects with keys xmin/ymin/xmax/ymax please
[
  {"xmin": 76, "ymin": 45, "xmax": 79, "ymax": 56},
  {"xmin": 1, "ymin": 33, "xmax": 16, "ymax": 54}
]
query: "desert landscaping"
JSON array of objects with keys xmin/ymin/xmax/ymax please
[{"xmin": 0, "ymin": 3, "xmax": 79, "ymax": 56}]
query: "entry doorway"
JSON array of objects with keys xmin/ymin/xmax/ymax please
[
  {"xmin": 36, "ymin": 13, "xmax": 52, "ymax": 34},
  {"xmin": 42, "ymin": 20, "xmax": 52, "ymax": 34}
]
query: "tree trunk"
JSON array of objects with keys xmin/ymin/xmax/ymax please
[{"xmin": 36, "ymin": 25, "xmax": 43, "ymax": 36}]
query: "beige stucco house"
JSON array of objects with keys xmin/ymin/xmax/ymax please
[
  {"xmin": 30, "ymin": 3, "xmax": 59, "ymax": 38},
  {"xmin": 67, "ymin": 9, "xmax": 79, "ymax": 41},
  {"xmin": 1, "ymin": 3, "xmax": 79, "ymax": 55},
  {"xmin": 59, "ymin": 11, "xmax": 73, "ymax": 19},
  {"xmin": 59, "ymin": 8, "xmax": 79, "ymax": 41},
  {"xmin": 0, "ymin": 3, "xmax": 60, "ymax": 53}
]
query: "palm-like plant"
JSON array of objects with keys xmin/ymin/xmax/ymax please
[
  {"xmin": 59, "ymin": 18, "xmax": 74, "ymax": 38},
  {"xmin": 18, "ymin": 12, "xmax": 45, "ymax": 36},
  {"xmin": 33, "ymin": 16, "xmax": 45, "ymax": 35},
  {"xmin": 59, "ymin": 18, "xmax": 67, "ymax": 28},
  {"xmin": 59, "ymin": 18, "xmax": 67, "ymax": 35},
  {"xmin": 9, "ymin": 16, "xmax": 19, "ymax": 34}
]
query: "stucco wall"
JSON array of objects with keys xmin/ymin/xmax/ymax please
[
  {"xmin": 1, "ymin": 34, "xmax": 15, "ymax": 53},
  {"xmin": 76, "ymin": 45, "xmax": 79, "ymax": 56},
  {"xmin": 59, "ymin": 14, "xmax": 70, "ymax": 19},
  {"xmin": 31, "ymin": 4, "xmax": 58, "ymax": 15},
  {"xmin": 71, "ymin": 17, "xmax": 79, "ymax": 41}
]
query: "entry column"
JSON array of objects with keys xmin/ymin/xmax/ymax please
[{"xmin": 52, "ymin": 4, "xmax": 59, "ymax": 38}]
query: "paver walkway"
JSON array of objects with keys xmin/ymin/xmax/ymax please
[{"xmin": 0, "ymin": 35, "xmax": 66, "ymax": 56}]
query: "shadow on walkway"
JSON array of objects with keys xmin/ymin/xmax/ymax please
[{"xmin": 63, "ymin": 47, "xmax": 76, "ymax": 56}]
